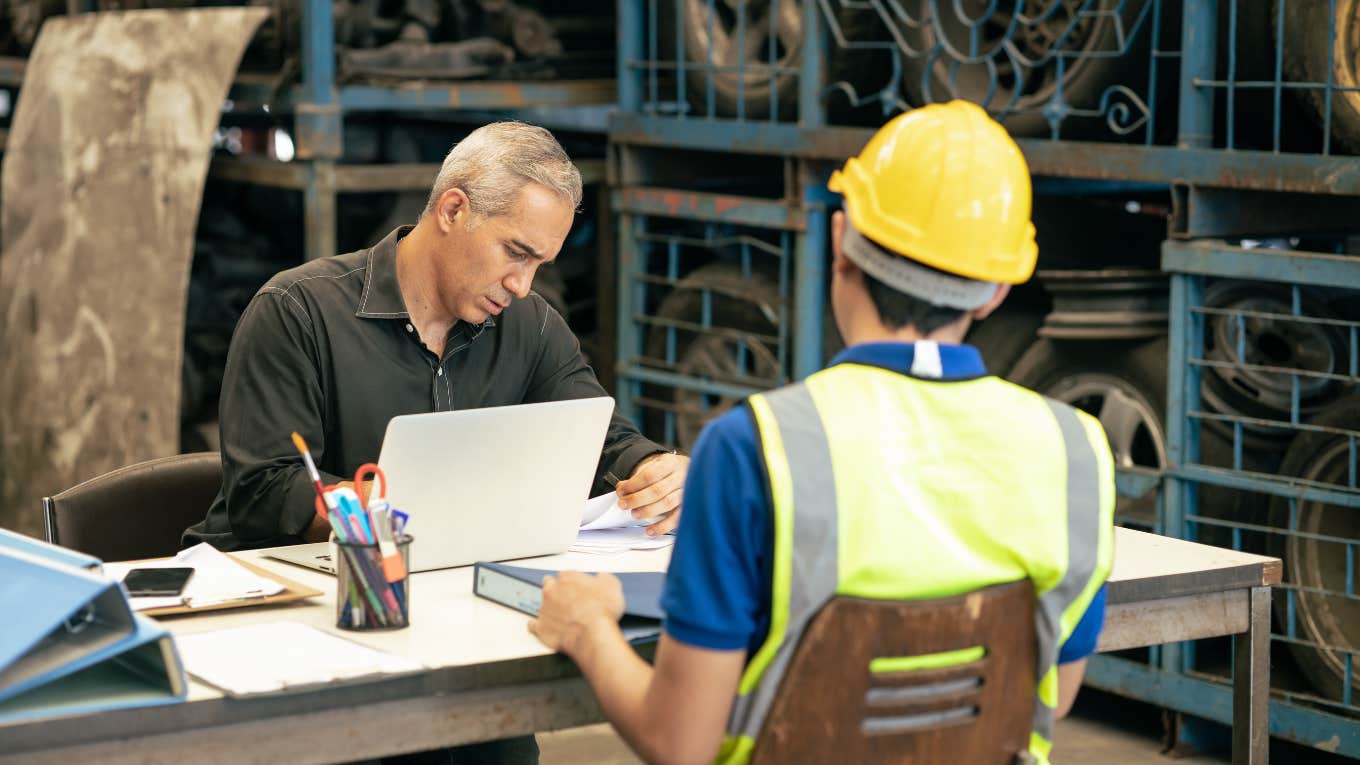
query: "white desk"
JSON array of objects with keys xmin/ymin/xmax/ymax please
[
  {"xmin": 0, "ymin": 529, "xmax": 1279, "ymax": 765},
  {"xmin": 1099, "ymin": 528, "xmax": 1279, "ymax": 765}
]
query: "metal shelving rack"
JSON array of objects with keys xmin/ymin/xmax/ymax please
[
  {"xmin": 612, "ymin": 1, "xmax": 1360, "ymax": 188},
  {"xmin": 213, "ymin": 1, "xmax": 614, "ymax": 262},
  {"xmin": 0, "ymin": 6, "xmax": 615, "ymax": 262},
  {"xmin": 611, "ymin": 0, "xmax": 1360, "ymax": 756},
  {"xmin": 1112, "ymin": 241, "xmax": 1360, "ymax": 753}
]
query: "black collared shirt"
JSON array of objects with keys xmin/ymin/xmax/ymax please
[{"xmin": 185, "ymin": 227, "xmax": 663, "ymax": 550}]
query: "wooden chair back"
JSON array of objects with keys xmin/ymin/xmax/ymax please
[{"xmin": 751, "ymin": 579, "xmax": 1037, "ymax": 765}]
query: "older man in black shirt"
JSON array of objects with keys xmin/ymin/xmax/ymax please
[{"xmin": 185, "ymin": 121, "xmax": 686, "ymax": 554}]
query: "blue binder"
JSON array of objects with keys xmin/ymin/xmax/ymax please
[
  {"xmin": 473, "ymin": 561, "xmax": 665, "ymax": 642},
  {"xmin": 0, "ymin": 527, "xmax": 102, "ymax": 573},
  {"xmin": 0, "ymin": 538, "xmax": 188, "ymax": 723}
]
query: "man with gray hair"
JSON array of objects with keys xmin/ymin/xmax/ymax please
[{"xmin": 186, "ymin": 121, "xmax": 686, "ymax": 574}]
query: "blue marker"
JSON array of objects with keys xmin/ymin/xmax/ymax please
[{"xmin": 334, "ymin": 488, "xmax": 373, "ymax": 543}]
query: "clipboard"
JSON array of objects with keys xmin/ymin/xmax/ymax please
[{"xmin": 120, "ymin": 556, "xmax": 322, "ymax": 618}]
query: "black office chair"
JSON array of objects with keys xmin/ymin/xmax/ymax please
[{"xmin": 43, "ymin": 452, "xmax": 223, "ymax": 561}]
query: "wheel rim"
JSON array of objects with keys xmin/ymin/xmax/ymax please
[
  {"xmin": 1044, "ymin": 373, "xmax": 1167, "ymax": 525},
  {"xmin": 923, "ymin": 0, "xmax": 1104, "ymax": 113},
  {"xmin": 684, "ymin": 0, "xmax": 802, "ymax": 91},
  {"xmin": 672, "ymin": 331, "xmax": 781, "ymax": 450},
  {"xmin": 1209, "ymin": 294, "xmax": 1342, "ymax": 410},
  {"xmin": 1285, "ymin": 438, "xmax": 1360, "ymax": 698}
]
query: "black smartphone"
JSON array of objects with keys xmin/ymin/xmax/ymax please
[{"xmin": 123, "ymin": 567, "xmax": 195, "ymax": 597}]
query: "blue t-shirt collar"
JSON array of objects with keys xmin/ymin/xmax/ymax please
[{"xmin": 827, "ymin": 341, "xmax": 988, "ymax": 381}]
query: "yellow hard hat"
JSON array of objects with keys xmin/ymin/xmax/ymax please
[{"xmin": 828, "ymin": 100, "xmax": 1037, "ymax": 285}]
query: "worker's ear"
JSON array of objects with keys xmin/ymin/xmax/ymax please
[
  {"xmin": 434, "ymin": 187, "xmax": 472, "ymax": 233},
  {"xmin": 970, "ymin": 283, "xmax": 1011, "ymax": 320},
  {"xmin": 830, "ymin": 210, "xmax": 857, "ymax": 277}
]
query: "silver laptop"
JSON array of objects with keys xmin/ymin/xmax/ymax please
[{"xmin": 266, "ymin": 396, "xmax": 615, "ymax": 574}]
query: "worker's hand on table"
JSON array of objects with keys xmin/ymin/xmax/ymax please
[
  {"xmin": 616, "ymin": 451, "xmax": 690, "ymax": 536},
  {"xmin": 528, "ymin": 571, "xmax": 625, "ymax": 655}
]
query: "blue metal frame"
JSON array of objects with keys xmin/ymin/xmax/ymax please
[
  {"xmin": 1087, "ymin": 654, "xmax": 1360, "ymax": 754},
  {"xmin": 608, "ymin": 114, "xmax": 1360, "ymax": 196},
  {"xmin": 1178, "ymin": 0, "xmax": 1218, "ymax": 150},
  {"xmin": 216, "ymin": 0, "xmax": 617, "ymax": 261},
  {"xmin": 1164, "ymin": 241, "xmax": 1360, "ymax": 287},
  {"xmin": 612, "ymin": 0, "xmax": 1360, "ymax": 193},
  {"xmin": 1159, "ymin": 239, "xmax": 1360, "ymax": 757},
  {"xmin": 612, "ymin": 181, "xmax": 808, "ymax": 444}
]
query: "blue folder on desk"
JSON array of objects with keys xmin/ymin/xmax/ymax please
[
  {"xmin": 0, "ymin": 527, "xmax": 102, "ymax": 573},
  {"xmin": 473, "ymin": 562, "xmax": 665, "ymax": 642},
  {"xmin": 0, "ymin": 537, "xmax": 187, "ymax": 723}
]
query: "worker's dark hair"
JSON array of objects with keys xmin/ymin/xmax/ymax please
[{"xmin": 861, "ymin": 271, "xmax": 968, "ymax": 333}]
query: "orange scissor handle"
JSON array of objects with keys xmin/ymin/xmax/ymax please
[
  {"xmin": 354, "ymin": 463, "xmax": 386, "ymax": 507},
  {"xmin": 314, "ymin": 482, "xmax": 344, "ymax": 521}
]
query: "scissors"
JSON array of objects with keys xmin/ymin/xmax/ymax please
[
  {"xmin": 353, "ymin": 463, "xmax": 386, "ymax": 508},
  {"xmin": 313, "ymin": 463, "xmax": 388, "ymax": 527}
]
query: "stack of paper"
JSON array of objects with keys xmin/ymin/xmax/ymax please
[
  {"xmin": 176, "ymin": 622, "xmax": 423, "ymax": 696},
  {"xmin": 103, "ymin": 543, "xmax": 285, "ymax": 611},
  {"xmin": 572, "ymin": 492, "xmax": 675, "ymax": 554}
]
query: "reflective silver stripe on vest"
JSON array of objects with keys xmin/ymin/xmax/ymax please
[
  {"xmin": 727, "ymin": 383, "xmax": 840, "ymax": 741},
  {"xmin": 1032, "ymin": 399, "xmax": 1105, "ymax": 742}
]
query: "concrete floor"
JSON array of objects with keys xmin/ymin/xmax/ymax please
[{"xmin": 538, "ymin": 689, "xmax": 1347, "ymax": 764}]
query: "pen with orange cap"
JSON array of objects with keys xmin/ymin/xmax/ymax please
[{"xmin": 354, "ymin": 463, "xmax": 406, "ymax": 584}]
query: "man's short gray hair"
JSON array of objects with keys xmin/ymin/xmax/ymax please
[{"xmin": 423, "ymin": 121, "xmax": 583, "ymax": 222}]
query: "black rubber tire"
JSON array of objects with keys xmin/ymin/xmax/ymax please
[
  {"xmin": 1010, "ymin": 338, "xmax": 1169, "ymax": 522},
  {"xmin": 1267, "ymin": 394, "xmax": 1360, "ymax": 702},
  {"xmin": 1200, "ymin": 281, "xmax": 1352, "ymax": 445},
  {"xmin": 659, "ymin": 0, "xmax": 802, "ymax": 120},
  {"xmin": 964, "ymin": 302, "xmax": 1045, "ymax": 379},
  {"xmin": 1008, "ymin": 336, "xmax": 1273, "ymax": 542},
  {"xmin": 888, "ymin": 0, "xmax": 1160, "ymax": 138},
  {"xmin": 643, "ymin": 263, "xmax": 785, "ymax": 450},
  {"xmin": 1277, "ymin": 0, "xmax": 1360, "ymax": 152}
]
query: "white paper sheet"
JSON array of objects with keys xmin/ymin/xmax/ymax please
[
  {"xmin": 579, "ymin": 491, "xmax": 658, "ymax": 531},
  {"xmin": 103, "ymin": 542, "xmax": 285, "ymax": 611},
  {"xmin": 570, "ymin": 525, "xmax": 675, "ymax": 554},
  {"xmin": 177, "ymin": 621, "xmax": 423, "ymax": 696},
  {"xmin": 576, "ymin": 490, "xmax": 660, "ymax": 528},
  {"xmin": 573, "ymin": 492, "xmax": 674, "ymax": 554}
]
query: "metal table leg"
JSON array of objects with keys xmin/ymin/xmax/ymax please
[{"xmin": 1233, "ymin": 586, "xmax": 1271, "ymax": 764}]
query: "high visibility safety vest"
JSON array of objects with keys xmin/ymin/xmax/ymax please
[{"xmin": 716, "ymin": 361, "xmax": 1116, "ymax": 765}]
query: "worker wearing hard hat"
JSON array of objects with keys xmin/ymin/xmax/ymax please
[{"xmin": 529, "ymin": 101, "xmax": 1116, "ymax": 765}]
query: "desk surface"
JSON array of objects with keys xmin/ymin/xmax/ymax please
[
  {"xmin": 1, "ymin": 546, "xmax": 672, "ymax": 759},
  {"xmin": 0, "ymin": 528, "xmax": 1282, "ymax": 762},
  {"xmin": 173, "ymin": 547, "xmax": 673, "ymax": 699},
  {"xmin": 1105, "ymin": 527, "xmax": 1281, "ymax": 605}
]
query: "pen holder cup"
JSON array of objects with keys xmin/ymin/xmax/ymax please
[{"xmin": 333, "ymin": 535, "xmax": 413, "ymax": 631}]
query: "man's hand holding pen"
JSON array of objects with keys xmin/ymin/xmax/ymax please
[{"xmin": 615, "ymin": 452, "xmax": 690, "ymax": 536}]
